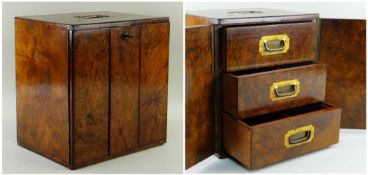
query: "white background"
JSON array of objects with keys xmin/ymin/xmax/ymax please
[
  {"xmin": 186, "ymin": 1, "xmax": 367, "ymax": 174},
  {"xmin": 2, "ymin": 2, "xmax": 183, "ymax": 173}
]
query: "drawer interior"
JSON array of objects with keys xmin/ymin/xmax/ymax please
[
  {"xmin": 242, "ymin": 102, "xmax": 334, "ymax": 126},
  {"xmin": 230, "ymin": 61, "xmax": 315, "ymax": 76}
]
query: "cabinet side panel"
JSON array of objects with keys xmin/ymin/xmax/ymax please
[
  {"xmin": 110, "ymin": 26, "xmax": 139, "ymax": 155},
  {"xmin": 15, "ymin": 19, "xmax": 69, "ymax": 166},
  {"xmin": 320, "ymin": 19, "xmax": 366, "ymax": 129},
  {"xmin": 139, "ymin": 22, "xmax": 169, "ymax": 146},
  {"xmin": 73, "ymin": 29, "xmax": 109, "ymax": 165},
  {"xmin": 185, "ymin": 26, "xmax": 215, "ymax": 169}
]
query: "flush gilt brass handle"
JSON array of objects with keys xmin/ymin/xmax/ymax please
[
  {"xmin": 285, "ymin": 125, "xmax": 315, "ymax": 148},
  {"xmin": 270, "ymin": 79, "xmax": 300, "ymax": 101},
  {"xmin": 74, "ymin": 15, "xmax": 109, "ymax": 19},
  {"xmin": 259, "ymin": 34, "xmax": 289, "ymax": 55}
]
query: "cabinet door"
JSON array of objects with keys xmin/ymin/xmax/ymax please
[
  {"xmin": 320, "ymin": 19, "xmax": 366, "ymax": 129},
  {"xmin": 139, "ymin": 22, "xmax": 169, "ymax": 146},
  {"xmin": 110, "ymin": 26, "xmax": 140, "ymax": 154},
  {"xmin": 73, "ymin": 29, "xmax": 109, "ymax": 165},
  {"xmin": 185, "ymin": 26, "xmax": 215, "ymax": 169}
]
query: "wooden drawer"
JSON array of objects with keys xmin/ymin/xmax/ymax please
[
  {"xmin": 222, "ymin": 62, "xmax": 326, "ymax": 119},
  {"xmin": 223, "ymin": 102, "xmax": 341, "ymax": 169},
  {"xmin": 222, "ymin": 21, "xmax": 317, "ymax": 72}
]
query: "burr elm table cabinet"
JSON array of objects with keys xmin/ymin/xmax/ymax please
[
  {"xmin": 186, "ymin": 8, "xmax": 365, "ymax": 169},
  {"xmin": 15, "ymin": 11, "xmax": 169, "ymax": 169}
]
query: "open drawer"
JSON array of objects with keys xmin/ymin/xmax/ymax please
[
  {"xmin": 222, "ymin": 62, "xmax": 326, "ymax": 119},
  {"xmin": 223, "ymin": 102, "xmax": 341, "ymax": 169}
]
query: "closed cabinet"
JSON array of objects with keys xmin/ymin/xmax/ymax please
[{"xmin": 16, "ymin": 12, "xmax": 169, "ymax": 169}]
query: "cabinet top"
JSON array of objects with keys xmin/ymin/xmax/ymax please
[
  {"xmin": 186, "ymin": 8, "xmax": 318, "ymax": 26},
  {"xmin": 16, "ymin": 11, "xmax": 168, "ymax": 26}
]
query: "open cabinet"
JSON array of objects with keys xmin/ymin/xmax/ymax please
[{"xmin": 185, "ymin": 9, "xmax": 365, "ymax": 169}]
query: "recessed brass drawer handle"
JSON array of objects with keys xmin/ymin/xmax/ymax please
[
  {"xmin": 285, "ymin": 125, "xmax": 315, "ymax": 148},
  {"xmin": 259, "ymin": 34, "xmax": 289, "ymax": 55},
  {"xmin": 270, "ymin": 79, "xmax": 300, "ymax": 101},
  {"xmin": 264, "ymin": 39, "xmax": 286, "ymax": 51}
]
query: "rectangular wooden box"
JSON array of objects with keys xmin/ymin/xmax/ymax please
[
  {"xmin": 223, "ymin": 102, "xmax": 341, "ymax": 169},
  {"xmin": 15, "ymin": 11, "xmax": 169, "ymax": 169}
]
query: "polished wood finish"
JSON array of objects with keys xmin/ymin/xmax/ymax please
[
  {"xmin": 186, "ymin": 15, "xmax": 217, "ymax": 26},
  {"xmin": 186, "ymin": 9, "xmax": 318, "ymax": 26},
  {"xmin": 320, "ymin": 19, "xmax": 366, "ymax": 129},
  {"xmin": 223, "ymin": 102, "xmax": 341, "ymax": 169},
  {"xmin": 16, "ymin": 11, "xmax": 169, "ymax": 169},
  {"xmin": 18, "ymin": 11, "xmax": 169, "ymax": 30},
  {"xmin": 139, "ymin": 22, "xmax": 169, "ymax": 146},
  {"xmin": 223, "ymin": 63, "xmax": 326, "ymax": 119},
  {"xmin": 185, "ymin": 26, "xmax": 215, "ymax": 169},
  {"xmin": 110, "ymin": 26, "xmax": 140, "ymax": 155},
  {"xmin": 185, "ymin": 9, "xmax": 353, "ymax": 170},
  {"xmin": 223, "ymin": 21, "xmax": 317, "ymax": 71},
  {"xmin": 73, "ymin": 29, "xmax": 110, "ymax": 165},
  {"xmin": 15, "ymin": 18, "xmax": 69, "ymax": 167}
]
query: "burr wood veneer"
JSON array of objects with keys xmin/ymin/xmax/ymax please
[
  {"xmin": 185, "ymin": 8, "xmax": 363, "ymax": 169},
  {"xmin": 16, "ymin": 11, "xmax": 169, "ymax": 169}
]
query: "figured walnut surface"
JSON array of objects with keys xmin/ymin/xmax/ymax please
[
  {"xmin": 185, "ymin": 26, "xmax": 215, "ymax": 169},
  {"xmin": 18, "ymin": 11, "xmax": 167, "ymax": 26},
  {"xmin": 15, "ymin": 15, "xmax": 169, "ymax": 169},
  {"xmin": 110, "ymin": 26, "xmax": 140, "ymax": 155},
  {"xmin": 320, "ymin": 19, "xmax": 366, "ymax": 129},
  {"xmin": 15, "ymin": 18, "xmax": 70, "ymax": 166},
  {"xmin": 223, "ymin": 63, "xmax": 326, "ymax": 119},
  {"xmin": 186, "ymin": 15, "xmax": 217, "ymax": 26},
  {"xmin": 223, "ymin": 103, "xmax": 341, "ymax": 169},
  {"xmin": 139, "ymin": 22, "xmax": 169, "ymax": 146},
  {"xmin": 73, "ymin": 29, "xmax": 110, "ymax": 166},
  {"xmin": 223, "ymin": 21, "xmax": 317, "ymax": 72},
  {"xmin": 186, "ymin": 9, "xmax": 317, "ymax": 26}
]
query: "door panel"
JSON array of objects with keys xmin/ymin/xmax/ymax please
[
  {"xmin": 185, "ymin": 26, "xmax": 215, "ymax": 169},
  {"xmin": 110, "ymin": 26, "xmax": 140, "ymax": 154},
  {"xmin": 320, "ymin": 19, "xmax": 366, "ymax": 129},
  {"xmin": 139, "ymin": 22, "xmax": 169, "ymax": 146},
  {"xmin": 73, "ymin": 29, "xmax": 109, "ymax": 165}
]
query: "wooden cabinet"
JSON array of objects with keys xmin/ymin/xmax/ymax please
[
  {"xmin": 185, "ymin": 8, "xmax": 365, "ymax": 169},
  {"xmin": 15, "ymin": 11, "xmax": 169, "ymax": 169}
]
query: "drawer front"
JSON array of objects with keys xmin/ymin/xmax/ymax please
[
  {"xmin": 223, "ymin": 21, "xmax": 317, "ymax": 72},
  {"xmin": 251, "ymin": 104, "xmax": 341, "ymax": 168},
  {"xmin": 223, "ymin": 102, "xmax": 341, "ymax": 169},
  {"xmin": 223, "ymin": 63, "xmax": 326, "ymax": 119}
]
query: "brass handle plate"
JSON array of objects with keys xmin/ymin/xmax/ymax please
[
  {"xmin": 259, "ymin": 34, "xmax": 290, "ymax": 55},
  {"xmin": 285, "ymin": 125, "xmax": 315, "ymax": 148},
  {"xmin": 270, "ymin": 79, "xmax": 300, "ymax": 101}
]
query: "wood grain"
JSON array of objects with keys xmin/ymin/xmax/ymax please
[
  {"xmin": 110, "ymin": 26, "xmax": 140, "ymax": 155},
  {"xmin": 223, "ymin": 21, "xmax": 317, "ymax": 72},
  {"xmin": 186, "ymin": 15, "xmax": 217, "ymax": 27},
  {"xmin": 73, "ymin": 29, "xmax": 109, "ymax": 165},
  {"xmin": 223, "ymin": 102, "xmax": 341, "ymax": 169},
  {"xmin": 15, "ymin": 18, "xmax": 70, "ymax": 166},
  {"xmin": 320, "ymin": 19, "xmax": 366, "ymax": 129},
  {"xmin": 223, "ymin": 63, "xmax": 326, "ymax": 119},
  {"xmin": 185, "ymin": 26, "xmax": 215, "ymax": 169},
  {"xmin": 139, "ymin": 22, "xmax": 169, "ymax": 146}
]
